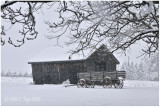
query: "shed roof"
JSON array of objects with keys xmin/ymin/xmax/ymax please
[
  {"xmin": 28, "ymin": 44, "xmax": 119, "ymax": 64},
  {"xmin": 28, "ymin": 46, "xmax": 86, "ymax": 64}
]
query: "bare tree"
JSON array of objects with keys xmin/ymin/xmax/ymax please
[
  {"xmin": 1, "ymin": 1, "xmax": 159, "ymax": 56},
  {"xmin": 1, "ymin": 1, "xmax": 37, "ymax": 47},
  {"xmin": 1, "ymin": 1, "xmax": 52, "ymax": 47}
]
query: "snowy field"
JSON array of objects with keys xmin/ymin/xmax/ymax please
[{"xmin": 1, "ymin": 77, "xmax": 159, "ymax": 106}]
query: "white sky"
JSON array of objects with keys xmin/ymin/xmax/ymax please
[{"xmin": 1, "ymin": 2, "xmax": 148, "ymax": 73}]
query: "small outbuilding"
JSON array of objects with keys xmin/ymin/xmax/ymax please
[{"xmin": 28, "ymin": 44, "xmax": 119, "ymax": 84}]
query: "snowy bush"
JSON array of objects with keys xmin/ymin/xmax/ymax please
[
  {"xmin": 1, "ymin": 70, "xmax": 5, "ymax": 77},
  {"xmin": 1, "ymin": 70, "xmax": 32, "ymax": 77},
  {"xmin": 5, "ymin": 71, "xmax": 12, "ymax": 77}
]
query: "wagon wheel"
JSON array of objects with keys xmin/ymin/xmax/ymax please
[
  {"xmin": 114, "ymin": 79, "xmax": 123, "ymax": 89},
  {"xmin": 77, "ymin": 79, "xmax": 86, "ymax": 88},
  {"xmin": 103, "ymin": 78, "xmax": 112, "ymax": 88}
]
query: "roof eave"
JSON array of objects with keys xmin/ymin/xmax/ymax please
[{"xmin": 28, "ymin": 59, "xmax": 86, "ymax": 64}]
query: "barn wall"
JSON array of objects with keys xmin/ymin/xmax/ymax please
[
  {"xmin": 32, "ymin": 64, "xmax": 44, "ymax": 84},
  {"xmin": 86, "ymin": 49, "xmax": 118, "ymax": 72},
  {"xmin": 68, "ymin": 62, "xmax": 87, "ymax": 84},
  {"xmin": 86, "ymin": 59, "xmax": 94, "ymax": 72},
  {"xmin": 42, "ymin": 63, "xmax": 60, "ymax": 84},
  {"xmin": 31, "ymin": 60, "xmax": 86, "ymax": 84},
  {"xmin": 58, "ymin": 61, "xmax": 86, "ymax": 84}
]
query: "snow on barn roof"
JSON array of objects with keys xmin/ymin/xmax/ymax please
[
  {"xmin": 28, "ymin": 46, "xmax": 87, "ymax": 63},
  {"xmin": 28, "ymin": 44, "xmax": 119, "ymax": 64}
]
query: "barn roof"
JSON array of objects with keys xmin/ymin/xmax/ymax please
[
  {"xmin": 28, "ymin": 44, "xmax": 119, "ymax": 64},
  {"xmin": 28, "ymin": 46, "xmax": 86, "ymax": 64}
]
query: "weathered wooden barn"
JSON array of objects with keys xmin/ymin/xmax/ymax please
[{"xmin": 28, "ymin": 44, "xmax": 119, "ymax": 84}]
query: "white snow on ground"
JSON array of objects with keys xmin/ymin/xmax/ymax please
[
  {"xmin": 1, "ymin": 77, "xmax": 159, "ymax": 106},
  {"xmin": 124, "ymin": 80, "xmax": 159, "ymax": 88}
]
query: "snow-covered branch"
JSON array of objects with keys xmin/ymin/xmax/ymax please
[{"xmin": 1, "ymin": 1, "xmax": 159, "ymax": 56}]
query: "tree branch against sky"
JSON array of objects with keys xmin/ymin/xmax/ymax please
[{"xmin": 1, "ymin": 1, "xmax": 159, "ymax": 56}]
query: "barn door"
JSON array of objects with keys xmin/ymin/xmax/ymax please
[{"xmin": 69, "ymin": 63, "xmax": 77, "ymax": 84}]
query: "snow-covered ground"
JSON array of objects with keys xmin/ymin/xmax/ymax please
[{"xmin": 1, "ymin": 77, "xmax": 159, "ymax": 106}]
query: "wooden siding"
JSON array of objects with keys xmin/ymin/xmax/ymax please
[
  {"xmin": 31, "ymin": 61, "xmax": 86, "ymax": 84},
  {"xmin": 30, "ymin": 45, "xmax": 119, "ymax": 84},
  {"xmin": 32, "ymin": 64, "xmax": 44, "ymax": 84},
  {"xmin": 77, "ymin": 71, "xmax": 119, "ymax": 81}
]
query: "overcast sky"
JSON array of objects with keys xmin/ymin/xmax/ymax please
[{"xmin": 1, "ymin": 2, "xmax": 147, "ymax": 73}]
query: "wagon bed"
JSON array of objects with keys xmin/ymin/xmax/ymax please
[
  {"xmin": 77, "ymin": 71, "xmax": 126, "ymax": 88},
  {"xmin": 78, "ymin": 71, "xmax": 125, "ymax": 80}
]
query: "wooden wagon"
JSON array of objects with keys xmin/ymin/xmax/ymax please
[{"xmin": 77, "ymin": 71, "xmax": 126, "ymax": 88}]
